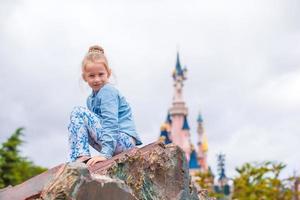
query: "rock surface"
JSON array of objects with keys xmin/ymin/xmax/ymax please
[
  {"xmin": 0, "ymin": 142, "xmax": 210, "ymax": 200},
  {"xmin": 39, "ymin": 163, "xmax": 137, "ymax": 200}
]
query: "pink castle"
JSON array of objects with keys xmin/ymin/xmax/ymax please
[{"xmin": 159, "ymin": 53, "xmax": 208, "ymax": 171}]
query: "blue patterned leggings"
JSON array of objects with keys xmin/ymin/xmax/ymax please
[{"xmin": 68, "ymin": 106, "xmax": 135, "ymax": 162}]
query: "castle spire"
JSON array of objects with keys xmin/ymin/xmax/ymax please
[
  {"xmin": 197, "ymin": 112, "xmax": 208, "ymax": 171},
  {"xmin": 216, "ymin": 153, "xmax": 230, "ymax": 196},
  {"xmin": 175, "ymin": 52, "xmax": 183, "ymax": 76},
  {"xmin": 170, "ymin": 52, "xmax": 188, "ymax": 116},
  {"xmin": 173, "ymin": 52, "xmax": 187, "ymax": 81}
]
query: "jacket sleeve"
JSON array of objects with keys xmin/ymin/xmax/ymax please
[{"xmin": 97, "ymin": 87, "xmax": 119, "ymax": 158}]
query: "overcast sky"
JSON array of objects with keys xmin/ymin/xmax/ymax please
[{"xmin": 0, "ymin": 0, "xmax": 299, "ymax": 179}]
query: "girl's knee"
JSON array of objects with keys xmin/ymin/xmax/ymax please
[{"xmin": 70, "ymin": 106, "xmax": 87, "ymax": 117}]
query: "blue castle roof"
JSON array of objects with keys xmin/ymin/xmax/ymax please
[
  {"xmin": 197, "ymin": 113, "xmax": 203, "ymax": 123},
  {"xmin": 159, "ymin": 129, "xmax": 172, "ymax": 144},
  {"xmin": 175, "ymin": 52, "xmax": 184, "ymax": 76},
  {"xmin": 189, "ymin": 149, "xmax": 200, "ymax": 169},
  {"xmin": 173, "ymin": 52, "xmax": 187, "ymax": 80},
  {"xmin": 166, "ymin": 113, "xmax": 172, "ymax": 124},
  {"xmin": 182, "ymin": 115, "xmax": 190, "ymax": 130}
]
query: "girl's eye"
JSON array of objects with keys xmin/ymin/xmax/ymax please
[{"xmin": 89, "ymin": 74, "xmax": 95, "ymax": 77}]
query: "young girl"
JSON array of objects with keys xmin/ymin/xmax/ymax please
[{"xmin": 68, "ymin": 45, "xmax": 142, "ymax": 167}]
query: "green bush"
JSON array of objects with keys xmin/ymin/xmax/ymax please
[{"xmin": 0, "ymin": 128, "xmax": 47, "ymax": 188}]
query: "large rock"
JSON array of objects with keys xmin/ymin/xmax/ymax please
[
  {"xmin": 39, "ymin": 163, "xmax": 137, "ymax": 200},
  {"xmin": 0, "ymin": 142, "xmax": 209, "ymax": 200}
]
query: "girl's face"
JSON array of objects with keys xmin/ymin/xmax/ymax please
[{"xmin": 82, "ymin": 61, "xmax": 110, "ymax": 92}]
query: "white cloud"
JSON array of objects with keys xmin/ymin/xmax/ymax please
[{"xmin": 254, "ymin": 70, "xmax": 300, "ymax": 110}]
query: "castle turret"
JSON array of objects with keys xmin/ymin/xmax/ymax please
[
  {"xmin": 214, "ymin": 154, "xmax": 230, "ymax": 196},
  {"xmin": 168, "ymin": 53, "xmax": 191, "ymax": 161},
  {"xmin": 197, "ymin": 113, "xmax": 209, "ymax": 171},
  {"xmin": 159, "ymin": 114, "xmax": 172, "ymax": 144}
]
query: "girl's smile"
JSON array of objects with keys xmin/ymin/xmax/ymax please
[{"xmin": 82, "ymin": 61, "xmax": 110, "ymax": 92}]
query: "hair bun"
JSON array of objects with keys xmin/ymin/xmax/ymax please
[{"xmin": 88, "ymin": 45, "xmax": 104, "ymax": 54}]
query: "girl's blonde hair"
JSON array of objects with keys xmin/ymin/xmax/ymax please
[{"xmin": 81, "ymin": 45, "xmax": 111, "ymax": 76}]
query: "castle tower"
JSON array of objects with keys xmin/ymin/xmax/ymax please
[
  {"xmin": 214, "ymin": 154, "xmax": 230, "ymax": 196},
  {"xmin": 159, "ymin": 53, "xmax": 192, "ymax": 162},
  {"xmin": 168, "ymin": 52, "xmax": 192, "ymax": 162},
  {"xmin": 159, "ymin": 52, "xmax": 210, "ymax": 171},
  {"xmin": 197, "ymin": 113, "xmax": 209, "ymax": 171}
]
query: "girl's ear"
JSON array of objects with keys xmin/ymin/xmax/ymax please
[
  {"xmin": 108, "ymin": 69, "xmax": 112, "ymax": 78},
  {"xmin": 82, "ymin": 73, "xmax": 87, "ymax": 82}
]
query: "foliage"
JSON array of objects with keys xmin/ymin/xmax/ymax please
[
  {"xmin": 195, "ymin": 168, "xmax": 225, "ymax": 199},
  {"xmin": 233, "ymin": 161, "xmax": 295, "ymax": 200},
  {"xmin": 0, "ymin": 128, "xmax": 47, "ymax": 188}
]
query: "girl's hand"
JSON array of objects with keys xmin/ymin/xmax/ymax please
[{"xmin": 86, "ymin": 156, "xmax": 107, "ymax": 167}]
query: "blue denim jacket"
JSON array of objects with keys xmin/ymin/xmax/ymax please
[{"xmin": 87, "ymin": 83, "xmax": 142, "ymax": 158}]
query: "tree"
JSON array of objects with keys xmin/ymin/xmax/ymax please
[
  {"xmin": 0, "ymin": 128, "xmax": 47, "ymax": 188},
  {"xmin": 195, "ymin": 168, "xmax": 225, "ymax": 199},
  {"xmin": 233, "ymin": 161, "xmax": 294, "ymax": 200}
]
